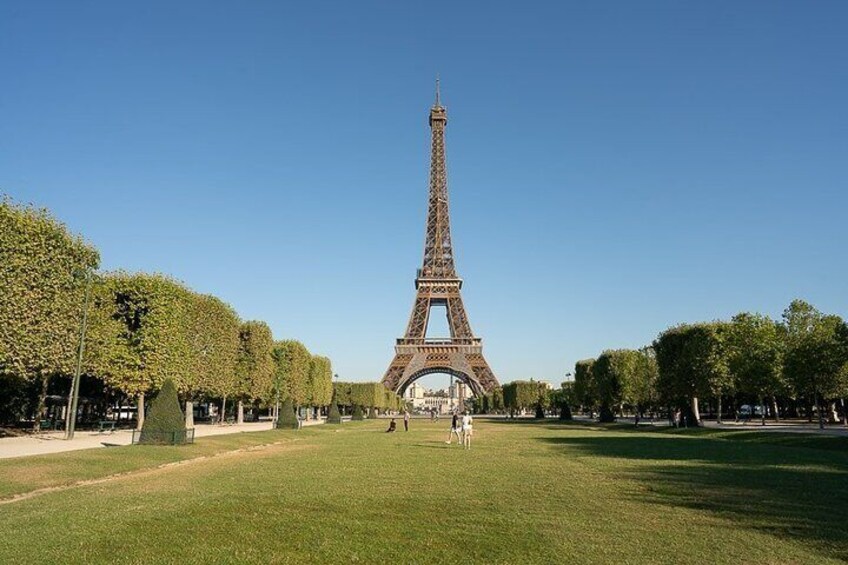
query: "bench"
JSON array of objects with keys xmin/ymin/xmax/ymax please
[
  {"xmin": 98, "ymin": 420, "xmax": 117, "ymax": 434},
  {"xmin": 39, "ymin": 419, "xmax": 62, "ymax": 431}
]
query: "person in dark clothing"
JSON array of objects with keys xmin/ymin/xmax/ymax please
[
  {"xmin": 386, "ymin": 418, "xmax": 397, "ymax": 433},
  {"xmin": 445, "ymin": 412, "xmax": 462, "ymax": 444}
]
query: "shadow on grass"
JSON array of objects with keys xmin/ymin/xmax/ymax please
[{"xmin": 539, "ymin": 433, "xmax": 848, "ymax": 560}]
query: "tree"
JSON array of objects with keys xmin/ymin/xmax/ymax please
[
  {"xmin": 0, "ymin": 199, "xmax": 100, "ymax": 429},
  {"xmin": 186, "ymin": 294, "xmax": 240, "ymax": 422},
  {"xmin": 573, "ymin": 359, "xmax": 596, "ymax": 414},
  {"xmin": 783, "ymin": 300, "xmax": 848, "ymax": 429},
  {"xmin": 275, "ymin": 397, "xmax": 299, "ymax": 429},
  {"xmin": 350, "ymin": 382, "xmax": 385, "ymax": 416},
  {"xmin": 86, "ymin": 272, "xmax": 194, "ymax": 429},
  {"xmin": 631, "ymin": 347, "xmax": 659, "ymax": 417},
  {"xmin": 326, "ymin": 390, "xmax": 342, "ymax": 424},
  {"xmin": 307, "ymin": 355, "xmax": 333, "ymax": 414},
  {"xmin": 272, "ymin": 340, "xmax": 311, "ymax": 409},
  {"xmin": 552, "ymin": 383, "xmax": 574, "ymax": 420},
  {"xmin": 654, "ymin": 323, "xmax": 729, "ymax": 426},
  {"xmin": 593, "ymin": 350, "xmax": 643, "ymax": 422},
  {"xmin": 333, "ymin": 381, "xmax": 353, "ymax": 413},
  {"xmin": 235, "ymin": 321, "xmax": 275, "ymax": 422},
  {"xmin": 502, "ymin": 381, "xmax": 547, "ymax": 417},
  {"xmin": 139, "ymin": 379, "xmax": 187, "ymax": 444},
  {"xmin": 728, "ymin": 313, "xmax": 785, "ymax": 425}
]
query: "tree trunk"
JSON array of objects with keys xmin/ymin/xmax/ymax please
[
  {"xmin": 815, "ymin": 393, "xmax": 824, "ymax": 430},
  {"xmin": 771, "ymin": 395, "xmax": 780, "ymax": 422},
  {"xmin": 221, "ymin": 396, "xmax": 227, "ymax": 424},
  {"xmin": 841, "ymin": 398, "xmax": 847, "ymax": 427},
  {"xmin": 33, "ymin": 373, "xmax": 50, "ymax": 432},
  {"xmin": 185, "ymin": 400, "xmax": 194, "ymax": 428},
  {"xmin": 806, "ymin": 398, "xmax": 813, "ymax": 423},
  {"xmin": 759, "ymin": 395, "xmax": 766, "ymax": 426},
  {"xmin": 717, "ymin": 396, "xmax": 723, "ymax": 425},
  {"xmin": 237, "ymin": 400, "xmax": 244, "ymax": 424},
  {"xmin": 136, "ymin": 392, "xmax": 145, "ymax": 430},
  {"xmin": 690, "ymin": 396, "xmax": 701, "ymax": 426}
]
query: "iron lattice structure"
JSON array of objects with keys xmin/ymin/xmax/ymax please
[{"xmin": 381, "ymin": 84, "xmax": 499, "ymax": 397}]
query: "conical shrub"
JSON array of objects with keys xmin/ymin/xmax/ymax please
[
  {"xmin": 326, "ymin": 394, "xmax": 342, "ymax": 424},
  {"xmin": 559, "ymin": 402, "xmax": 573, "ymax": 421},
  {"xmin": 352, "ymin": 404, "xmax": 364, "ymax": 421},
  {"xmin": 276, "ymin": 397, "xmax": 299, "ymax": 429},
  {"xmin": 368, "ymin": 406, "xmax": 378, "ymax": 419},
  {"xmin": 139, "ymin": 379, "xmax": 187, "ymax": 445}
]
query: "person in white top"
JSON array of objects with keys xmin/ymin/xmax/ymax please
[{"xmin": 461, "ymin": 411, "xmax": 473, "ymax": 450}]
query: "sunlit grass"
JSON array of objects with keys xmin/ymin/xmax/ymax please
[{"xmin": 0, "ymin": 419, "xmax": 846, "ymax": 564}]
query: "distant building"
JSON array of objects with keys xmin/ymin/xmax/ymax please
[{"xmin": 405, "ymin": 379, "xmax": 473, "ymax": 414}]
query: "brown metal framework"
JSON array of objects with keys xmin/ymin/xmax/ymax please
[{"xmin": 381, "ymin": 83, "xmax": 499, "ymax": 397}]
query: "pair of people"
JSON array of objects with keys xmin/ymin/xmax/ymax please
[
  {"xmin": 445, "ymin": 411, "xmax": 473, "ymax": 449},
  {"xmin": 386, "ymin": 411, "xmax": 411, "ymax": 433}
]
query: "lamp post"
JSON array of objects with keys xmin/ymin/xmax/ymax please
[{"xmin": 65, "ymin": 268, "xmax": 94, "ymax": 440}]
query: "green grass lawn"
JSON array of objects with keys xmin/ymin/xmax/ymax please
[{"xmin": 1, "ymin": 419, "xmax": 847, "ymax": 564}]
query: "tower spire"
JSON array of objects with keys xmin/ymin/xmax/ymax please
[{"xmin": 435, "ymin": 76, "xmax": 441, "ymax": 107}]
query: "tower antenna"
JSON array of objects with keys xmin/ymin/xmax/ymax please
[{"xmin": 435, "ymin": 76, "xmax": 441, "ymax": 106}]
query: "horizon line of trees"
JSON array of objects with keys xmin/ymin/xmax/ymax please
[
  {"xmin": 0, "ymin": 197, "xmax": 340, "ymax": 429},
  {"xmin": 571, "ymin": 300, "xmax": 848, "ymax": 428}
]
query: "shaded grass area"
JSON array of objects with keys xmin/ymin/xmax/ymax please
[{"xmin": 1, "ymin": 420, "xmax": 846, "ymax": 564}]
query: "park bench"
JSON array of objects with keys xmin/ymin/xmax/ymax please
[
  {"xmin": 39, "ymin": 419, "xmax": 62, "ymax": 432},
  {"xmin": 97, "ymin": 420, "xmax": 117, "ymax": 434}
]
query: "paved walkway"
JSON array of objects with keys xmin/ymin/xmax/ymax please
[{"xmin": 0, "ymin": 419, "xmax": 326, "ymax": 460}]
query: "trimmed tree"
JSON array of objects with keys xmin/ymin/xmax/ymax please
[
  {"xmin": 0, "ymin": 199, "xmax": 100, "ymax": 429},
  {"xmin": 326, "ymin": 391, "xmax": 342, "ymax": 424},
  {"xmin": 351, "ymin": 404, "xmax": 365, "ymax": 421},
  {"xmin": 139, "ymin": 379, "xmax": 187, "ymax": 444},
  {"xmin": 276, "ymin": 397, "xmax": 299, "ymax": 429}
]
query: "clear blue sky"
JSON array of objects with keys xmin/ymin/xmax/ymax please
[{"xmin": 2, "ymin": 1, "xmax": 846, "ymax": 388}]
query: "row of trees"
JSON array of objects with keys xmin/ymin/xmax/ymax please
[
  {"xmin": 573, "ymin": 300, "xmax": 848, "ymax": 428},
  {"xmin": 0, "ymin": 198, "xmax": 335, "ymax": 429},
  {"xmin": 333, "ymin": 381, "xmax": 406, "ymax": 418}
]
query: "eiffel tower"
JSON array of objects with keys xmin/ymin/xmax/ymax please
[{"xmin": 381, "ymin": 82, "xmax": 499, "ymax": 397}]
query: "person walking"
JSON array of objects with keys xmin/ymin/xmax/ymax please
[
  {"xmin": 445, "ymin": 412, "xmax": 462, "ymax": 444},
  {"xmin": 461, "ymin": 411, "xmax": 473, "ymax": 450},
  {"xmin": 386, "ymin": 418, "xmax": 397, "ymax": 433},
  {"xmin": 403, "ymin": 410, "xmax": 410, "ymax": 432}
]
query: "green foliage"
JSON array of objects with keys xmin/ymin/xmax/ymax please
[
  {"xmin": 573, "ymin": 359, "xmax": 596, "ymax": 409},
  {"xmin": 592, "ymin": 349, "xmax": 658, "ymax": 419},
  {"xmin": 0, "ymin": 199, "xmax": 99, "ymax": 403},
  {"xmin": 307, "ymin": 355, "xmax": 333, "ymax": 408},
  {"xmin": 187, "ymin": 294, "xmax": 240, "ymax": 399},
  {"xmin": 551, "ymin": 383, "xmax": 574, "ymax": 420},
  {"xmin": 275, "ymin": 397, "xmax": 299, "ymax": 429},
  {"xmin": 728, "ymin": 313, "xmax": 785, "ymax": 401},
  {"xmin": 326, "ymin": 391, "xmax": 342, "ymax": 424},
  {"xmin": 783, "ymin": 300, "xmax": 848, "ymax": 401},
  {"xmin": 333, "ymin": 381, "xmax": 353, "ymax": 407},
  {"xmin": 503, "ymin": 380, "xmax": 548, "ymax": 416},
  {"xmin": 654, "ymin": 322, "xmax": 730, "ymax": 422},
  {"xmin": 236, "ymin": 321, "xmax": 275, "ymax": 402},
  {"xmin": 139, "ymin": 379, "xmax": 187, "ymax": 445},
  {"xmin": 86, "ymin": 272, "xmax": 194, "ymax": 396},
  {"xmin": 351, "ymin": 404, "xmax": 364, "ymax": 421},
  {"xmin": 272, "ymin": 340, "xmax": 311, "ymax": 406},
  {"xmin": 350, "ymin": 382, "xmax": 386, "ymax": 410}
]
